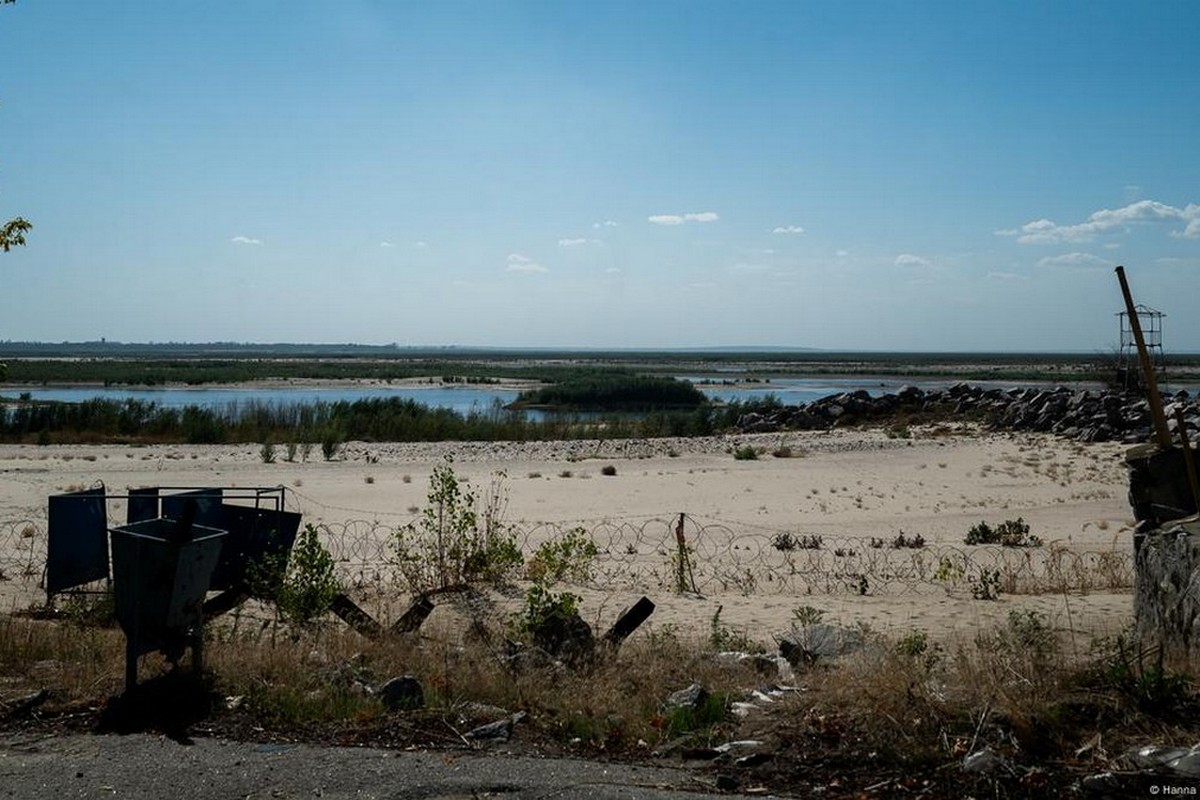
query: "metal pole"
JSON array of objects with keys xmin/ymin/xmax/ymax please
[
  {"xmin": 1115, "ymin": 266, "xmax": 1171, "ymax": 447},
  {"xmin": 1173, "ymin": 407, "xmax": 1200, "ymax": 516}
]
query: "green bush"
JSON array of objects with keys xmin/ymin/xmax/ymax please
[
  {"xmin": 320, "ymin": 428, "xmax": 343, "ymax": 461},
  {"xmin": 513, "ymin": 373, "xmax": 706, "ymax": 412},
  {"xmin": 391, "ymin": 459, "xmax": 522, "ymax": 592},
  {"xmin": 511, "ymin": 583, "xmax": 583, "ymax": 638},
  {"xmin": 1089, "ymin": 631, "xmax": 1194, "ymax": 716},
  {"xmin": 964, "ymin": 517, "xmax": 1042, "ymax": 547},
  {"xmin": 969, "ymin": 568, "xmax": 1002, "ymax": 600},
  {"xmin": 244, "ymin": 525, "xmax": 340, "ymax": 626},
  {"xmin": 525, "ymin": 527, "xmax": 598, "ymax": 584},
  {"xmin": 665, "ymin": 690, "xmax": 729, "ymax": 737},
  {"xmin": 276, "ymin": 524, "xmax": 340, "ymax": 625},
  {"xmin": 709, "ymin": 606, "xmax": 762, "ymax": 653}
]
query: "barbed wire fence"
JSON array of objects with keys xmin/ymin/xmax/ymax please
[{"xmin": 0, "ymin": 504, "xmax": 1134, "ymax": 604}]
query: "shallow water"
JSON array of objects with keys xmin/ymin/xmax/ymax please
[{"xmin": 0, "ymin": 375, "xmax": 1124, "ymax": 415}]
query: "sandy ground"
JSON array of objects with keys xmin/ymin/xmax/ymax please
[{"xmin": 0, "ymin": 425, "xmax": 1137, "ymax": 647}]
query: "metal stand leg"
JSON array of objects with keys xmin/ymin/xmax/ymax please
[
  {"xmin": 192, "ymin": 632, "xmax": 203, "ymax": 676},
  {"xmin": 124, "ymin": 638, "xmax": 138, "ymax": 693}
]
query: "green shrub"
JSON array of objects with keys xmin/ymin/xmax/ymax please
[
  {"xmin": 275, "ymin": 524, "xmax": 340, "ymax": 625},
  {"xmin": 708, "ymin": 606, "xmax": 762, "ymax": 653},
  {"xmin": 979, "ymin": 610, "xmax": 1056, "ymax": 665},
  {"xmin": 391, "ymin": 459, "xmax": 522, "ymax": 592},
  {"xmin": 733, "ymin": 445, "xmax": 759, "ymax": 461},
  {"xmin": 891, "ymin": 531, "xmax": 925, "ymax": 549},
  {"xmin": 964, "ymin": 517, "xmax": 1042, "ymax": 547},
  {"xmin": 665, "ymin": 690, "xmax": 728, "ymax": 737},
  {"xmin": 511, "ymin": 583, "xmax": 582, "ymax": 638},
  {"xmin": 320, "ymin": 428, "xmax": 343, "ymax": 461},
  {"xmin": 970, "ymin": 568, "xmax": 1002, "ymax": 600},
  {"xmin": 934, "ymin": 556, "xmax": 964, "ymax": 592},
  {"xmin": 525, "ymin": 527, "xmax": 598, "ymax": 584},
  {"xmin": 1089, "ymin": 631, "xmax": 1194, "ymax": 716},
  {"xmin": 773, "ymin": 532, "xmax": 821, "ymax": 551},
  {"xmin": 791, "ymin": 605, "xmax": 825, "ymax": 626},
  {"xmin": 895, "ymin": 629, "xmax": 942, "ymax": 672}
]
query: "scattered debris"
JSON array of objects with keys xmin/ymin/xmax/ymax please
[
  {"xmin": 777, "ymin": 622, "xmax": 865, "ymax": 666},
  {"xmin": 2, "ymin": 688, "xmax": 50, "ymax": 718},
  {"xmin": 962, "ymin": 747, "xmax": 1005, "ymax": 774},
  {"xmin": 665, "ymin": 682, "xmax": 709, "ymax": 712},
  {"xmin": 378, "ymin": 676, "xmax": 424, "ymax": 711},
  {"xmin": 466, "ymin": 711, "xmax": 527, "ymax": 743},
  {"xmin": 1122, "ymin": 743, "xmax": 1200, "ymax": 776}
]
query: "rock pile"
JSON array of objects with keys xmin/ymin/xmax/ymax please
[{"xmin": 733, "ymin": 383, "xmax": 1199, "ymax": 444}]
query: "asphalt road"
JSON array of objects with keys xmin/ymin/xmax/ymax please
[{"xmin": 0, "ymin": 731, "xmax": 781, "ymax": 800}]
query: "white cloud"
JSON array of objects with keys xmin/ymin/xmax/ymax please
[
  {"xmin": 987, "ymin": 271, "xmax": 1030, "ymax": 281},
  {"xmin": 835, "ymin": 249, "xmax": 849, "ymax": 257},
  {"xmin": 230, "ymin": 236, "xmax": 262, "ymax": 245},
  {"xmin": 558, "ymin": 238, "xmax": 597, "ymax": 247},
  {"xmin": 414, "ymin": 241, "xmax": 429, "ymax": 249},
  {"xmin": 998, "ymin": 200, "xmax": 1200, "ymax": 244},
  {"xmin": 648, "ymin": 211, "xmax": 719, "ymax": 225},
  {"xmin": 686, "ymin": 281, "xmax": 717, "ymax": 289},
  {"xmin": 379, "ymin": 241, "xmax": 395, "ymax": 248},
  {"xmin": 1037, "ymin": 252, "xmax": 1110, "ymax": 268},
  {"xmin": 772, "ymin": 225, "xmax": 805, "ymax": 235},
  {"xmin": 894, "ymin": 253, "xmax": 930, "ymax": 267},
  {"xmin": 605, "ymin": 267, "xmax": 622, "ymax": 274},
  {"xmin": 592, "ymin": 220, "xmax": 619, "ymax": 229},
  {"xmin": 505, "ymin": 253, "xmax": 547, "ymax": 274}
]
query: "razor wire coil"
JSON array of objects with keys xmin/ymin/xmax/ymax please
[{"xmin": 0, "ymin": 512, "xmax": 1133, "ymax": 599}]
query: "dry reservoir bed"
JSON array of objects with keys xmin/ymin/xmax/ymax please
[{"xmin": 0, "ymin": 425, "xmax": 1135, "ymax": 646}]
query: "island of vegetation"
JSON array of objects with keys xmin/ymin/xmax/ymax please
[{"xmin": 508, "ymin": 372, "xmax": 707, "ymax": 412}]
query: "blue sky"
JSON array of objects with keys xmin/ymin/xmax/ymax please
[{"xmin": 2, "ymin": 1, "xmax": 1198, "ymax": 351}]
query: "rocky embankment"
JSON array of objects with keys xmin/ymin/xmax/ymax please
[{"xmin": 734, "ymin": 383, "xmax": 1197, "ymax": 444}]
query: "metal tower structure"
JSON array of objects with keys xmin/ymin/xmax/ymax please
[{"xmin": 1117, "ymin": 304, "xmax": 1166, "ymax": 391}]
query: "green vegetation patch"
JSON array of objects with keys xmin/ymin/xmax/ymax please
[{"xmin": 511, "ymin": 373, "xmax": 706, "ymax": 412}]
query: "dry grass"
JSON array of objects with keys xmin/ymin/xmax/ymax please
[
  {"xmin": 198, "ymin": 613, "xmax": 755, "ymax": 748},
  {"xmin": 738, "ymin": 616, "xmax": 1200, "ymax": 795},
  {"xmin": 0, "ymin": 615, "xmax": 125, "ymax": 703},
  {"xmin": 2, "ymin": 600, "xmax": 1198, "ymax": 795}
]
